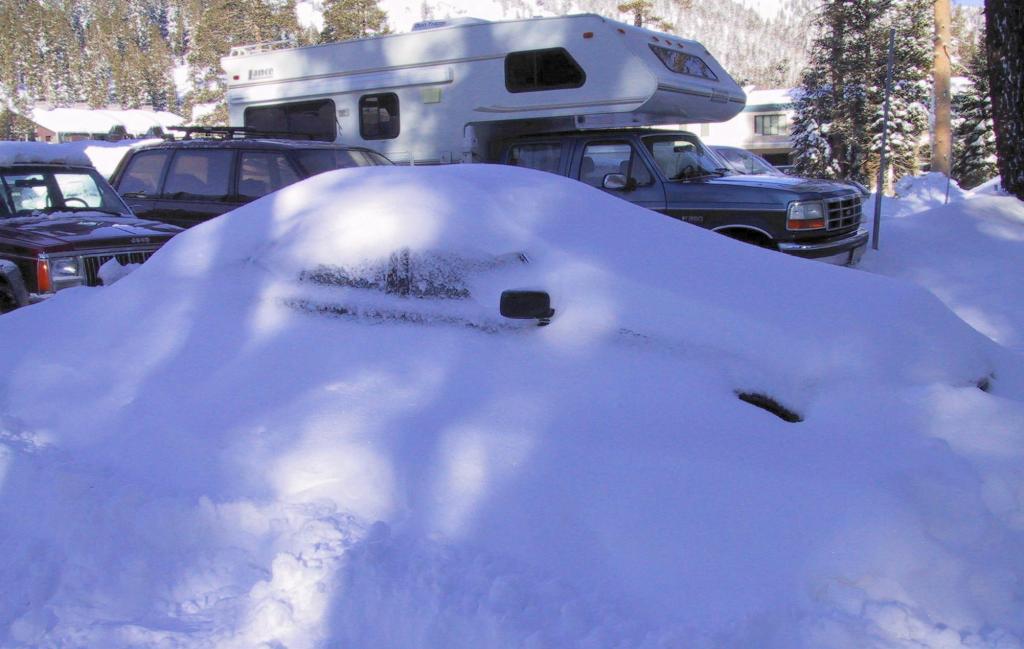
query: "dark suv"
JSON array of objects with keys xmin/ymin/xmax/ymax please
[
  {"xmin": 502, "ymin": 130, "xmax": 868, "ymax": 264},
  {"xmin": 110, "ymin": 133, "xmax": 392, "ymax": 228},
  {"xmin": 0, "ymin": 146, "xmax": 181, "ymax": 313}
]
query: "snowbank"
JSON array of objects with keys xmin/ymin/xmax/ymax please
[
  {"xmin": 60, "ymin": 138, "xmax": 161, "ymax": 178},
  {"xmin": 886, "ymin": 171, "xmax": 969, "ymax": 217},
  {"xmin": 1, "ymin": 165, "xmax": 1022, "ymax": 649},
  {"xmin": 862, "ymin": 177, "xmax": 1024, "ymax": 352}
]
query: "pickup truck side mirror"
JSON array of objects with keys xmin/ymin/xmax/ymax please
[
  {"xmin": 602, "ymin": 173, "xmax": 634, "ymax": 191},
  {"xmin": 500, "ymin": 290, "xmax": 554, "ymax": 325}
]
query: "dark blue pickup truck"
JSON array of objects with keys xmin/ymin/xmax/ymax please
[{"xmin": 502, "ymin": 129, "xmax": 868, "ymax": 265}]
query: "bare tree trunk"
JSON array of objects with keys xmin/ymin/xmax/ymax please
[
  {"xmin": 985, "ymin": 0, "xmax": 1024, "ymax": 199},
  {"xmin": 932, "ymin": 0, "xmax": 952, "ymax": 176}
]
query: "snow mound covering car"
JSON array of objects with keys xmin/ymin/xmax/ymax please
[{"xmin": 0, "ymin": 164, "xmax": 1022, "ymax": 649}]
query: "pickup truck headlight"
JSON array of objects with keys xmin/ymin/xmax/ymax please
[{"xmin": 787, "ymin": 201, "xmax": 826, "ymax": 231}]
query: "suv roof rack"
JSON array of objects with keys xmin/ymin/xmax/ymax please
[{"xmin": 166, "ymin": 125, "xmax": 320, "ymax": 141}]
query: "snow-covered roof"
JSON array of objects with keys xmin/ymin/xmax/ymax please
[
  {"xmin": 743, "ymin": 87, "xmax": 801, "ymax": 111},
  {"xmin": 0, "ymin": 141, "xmax": 92, "ymax": 166},
  {"xmin": 31, "ymin": 107, "xmax": 184, "ymax": 136}
]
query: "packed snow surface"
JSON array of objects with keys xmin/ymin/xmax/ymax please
[
  {"xmin": 0, "ymin": 140, "xmax": 158, "ymax": 178},
  {"xmin": 0, "ymin": 142, "xmax": 92, "ymax": 167},
  {"xmin": 62, "ymin": 138, "xmax": 161, "ymax": 178},
  {"xmin": 1, "ymin": 165, "xmax": 1023, "ymax": 649}
]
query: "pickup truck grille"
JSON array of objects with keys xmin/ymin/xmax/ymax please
[
  {"xmin": 82, "ymin": 250, "xmax": 155, "ymax": 286},
  {"xmin": 826, "ymin": 195, "xmax": 862, "ymax": 231}
]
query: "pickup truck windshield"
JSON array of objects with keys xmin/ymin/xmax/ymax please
[
  {"xmin": 643, "ymin": 134, "xmax": 732, "ymax": 181},
  {"xmin": 0, "ymin": 168, "xmax": 132, "ymax": 217}
]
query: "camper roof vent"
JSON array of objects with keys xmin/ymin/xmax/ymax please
[{"xmin": 411, "ymin": 17, "xmax": 490, "ymax": 31}]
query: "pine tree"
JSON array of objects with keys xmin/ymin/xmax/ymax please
[
  {"xmin": 320, "ymin": 0, "xmax": 389, "ymax": 44},
  {"xmin": 0, "ymin": 0, "xmax": 46, "ymax": 138},
  {"xmin": 37, "ymin": 3, "xmax": 85, "ymax": 106},
  {"xmin": 952, "ymin": 37, "xmax": 996, "ymax": 189},
  {"xmin": 793, "ymin": 0, "xmax": 892, "ymax": 182},
  {"xmin": 869, "ymin": 0, "xmax": 932, "ymax": 186},
  {"xmin": 185, "ymin": 0, "xmax": 302, "ymax": 124},
  {"xmin": 617, "ymin": 1, "xmax": 674, "ymax": 31},
  {"xmin": 793, "ymin": 0, "xmax": 931, "ymax": 187},
  {"xmin": 984, "ymin": 0, "xmax": 1024, "ymax": 199}
]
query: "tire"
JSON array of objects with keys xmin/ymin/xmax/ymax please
[
  {"xmin": 0, "ymin": 281, "xmax": 18, "ymax": 314},
  {"xmin": 720, "ymin": 229, "xmax": 776, "ymax": 250}
]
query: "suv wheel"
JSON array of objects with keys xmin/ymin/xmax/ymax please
[{"xmin": 0, "ymin": 282, "xmax": 18, "ymax": 314}]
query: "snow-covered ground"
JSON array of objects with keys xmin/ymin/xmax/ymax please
[
  {"xmin": 863, "ymin": 173, "xmax": 1024, "ymax": 352},
  {"xmin": 0, "ymin": 165, "xmax": 1022, "ymax": 649}
]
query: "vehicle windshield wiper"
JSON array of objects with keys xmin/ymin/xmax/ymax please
[
  {"xmin": 675, "ymin": 169, "xmax": 729, "ymax": 182},
  {"xmin": 60, "ymin": 206, "xmax": 129, "ymax": 217}
]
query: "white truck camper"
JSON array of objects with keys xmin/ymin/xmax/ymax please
[{"xmin": 222, "ymin": 14, "xmax": 746, "ymax": 164}]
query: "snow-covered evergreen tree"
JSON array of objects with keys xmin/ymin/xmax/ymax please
[
  {"xmin": 869, "ymin": 0, "xmax": 932, "ymax": 187},
  {"xmin": 616, "ymin": 1, "xmax": 674, "ymax": 30},
  {"xmin": 952, "ymin": 37, "xmax": 996, "ymax": 189},
  {"xmin": 792, "ymin": 0, "xmax": 892, "ymax": 182},
  {"xmin": 320, "ymin": 0, "xmax": 389, "ymax": 43},
  {"xmin": 794, "ymin": 0, "xmax": 930, "ymax": 187},
  {"xmin": 185, "ymin": 0, "xmax": 301, "ymax": 124}
]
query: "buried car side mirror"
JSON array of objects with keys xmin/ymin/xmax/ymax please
[{"xmin": 500, "ymin": 290, "xmax": 555, "ymax": 325}]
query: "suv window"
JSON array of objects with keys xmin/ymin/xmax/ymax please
[
  {"xmin": 238, "ymin": 151, "xmax": 301, "ymax": 199},
  {"xmin": 118, "ymin": 150, "xmax": 170, "ymax": 196},
  {"xmin": 293, "ymin": 149, "xmax": 389, "ymax": 176},
  {"xmin": 163, "ymin": 150, "xmax": 234, "ymax": 198},
  {"xmin": 579, "ymin": 142, "xmax": 652, "ymax": 188},
  {"xmin": 55, "ymin": 173, "xmax": 104, "ymax": 208},
  {"xmin": 1, "ymin": 168, "xmax": 130, "ymax": 215},
  {"xmin": 508, "ymin": 143, "xmax": 562, "ymax": 174}
]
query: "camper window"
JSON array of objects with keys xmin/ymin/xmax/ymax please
[
  {"xmin": 505, "ymin": 48, "xmax": 586, "ymax": 93},
  {"xmin": 649, "ymin": 45, "xmax": 718, "ymax": 81},
  {"xmin": 244, "ymin": 99, "xmax": 337, "ymax": 140},
  {"xmin": 360, "ymin": 93, "xmax": 400, "ymax": 140}
]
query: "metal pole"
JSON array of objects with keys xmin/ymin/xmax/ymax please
[{"xmin": 872, "ymin": 29, "xmax": 896, "ymax": 251}]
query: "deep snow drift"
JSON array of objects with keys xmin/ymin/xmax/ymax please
[
  {"xmin": 1, "ymin": 165, "xmax": 1022, "ymax": 649},
  {"xmin": 863, "ymin": 173, "xmax": 1024, "ymax": 352}
]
